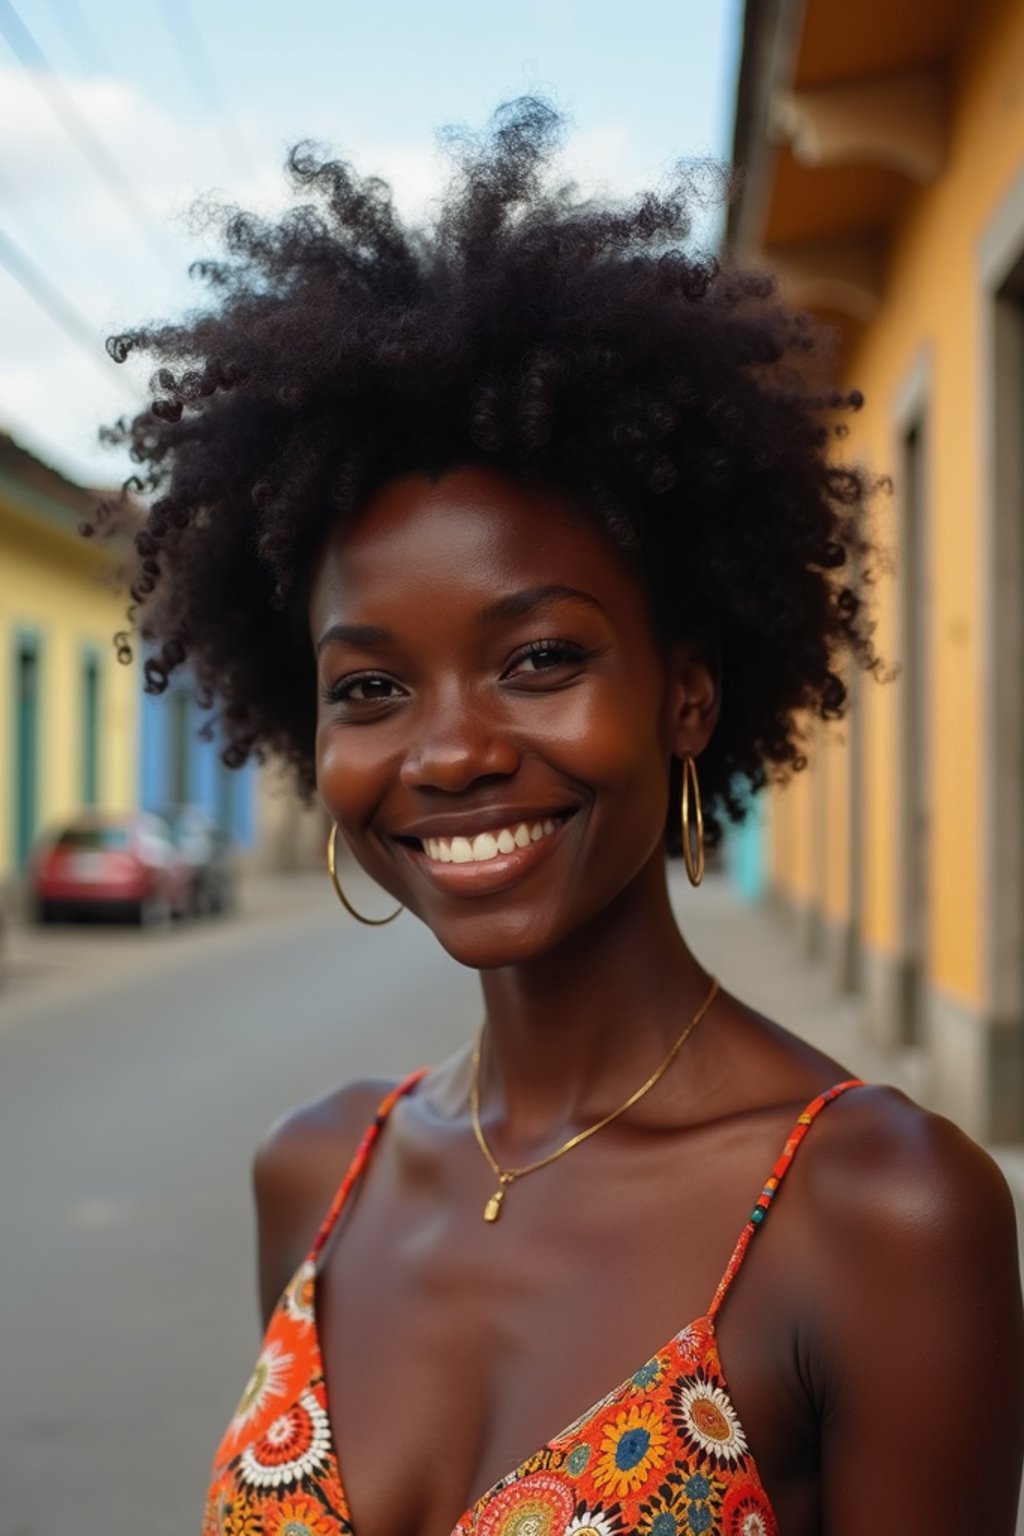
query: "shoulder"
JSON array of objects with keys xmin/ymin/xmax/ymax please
[
  {"xmin": 799, "ymin": 1081, "xmax": 1016, "ymax": 1240},
  {"xmin": 252, "ymin": 1075, "xmax": 400, "ymax": 1327},
  {"xmin": 791, "ymin": 1083, "xmax": 1022, "ymax": 1400},
  {"xmin": 768, "ymin": 1094, "xmax": 1024, "ymax": 1516},
  {"xmin": 253, "ymin": 1075, "xmax": 398, "ymax": 1204}
]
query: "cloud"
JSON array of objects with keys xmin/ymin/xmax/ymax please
[{"xmin": 0, "ymin": 59, "xmax": 707, "ymax": 483}]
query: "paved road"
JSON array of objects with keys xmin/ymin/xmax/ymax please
[{"xmin": 0, "ymin": 876, "xmax": 478, "ymax": 1536}]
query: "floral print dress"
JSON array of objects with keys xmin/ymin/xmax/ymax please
[{"xmin": 204, "ymin": 1072, "xmax": 864, "ymax": 1536}]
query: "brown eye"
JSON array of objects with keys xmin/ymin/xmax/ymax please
[
  {"xmin": 506, "ymin": 640, "xmax": 586, "ymax": 676},
  {"xmin": 322, "ymin": 673, "xmax": 404, "ymax": 704}
]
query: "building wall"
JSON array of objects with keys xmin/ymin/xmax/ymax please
[
  {"xmin": 139, "ymin": 684, "xmax": 256, "ymax": 850},
  {"xmin": 769, "ymin": 0, "xmax": 1024, "ymax": 1134},
  {"xmin": 0, "ymin": 502, "xmax": 137, "ymax": 883}
]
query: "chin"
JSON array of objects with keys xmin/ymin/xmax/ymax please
[{"xmin": 424, "ymin": 908, "xmax": 574, "ymax": 972}]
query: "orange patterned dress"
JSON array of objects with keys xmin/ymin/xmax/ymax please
[{"xmin": 204, "ymin": 1072, "xmax": 864, "ymax": 1536}]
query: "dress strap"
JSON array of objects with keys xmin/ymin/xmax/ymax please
[
  {"xmin": 311, "ymin": 1067, "xmax": 428, "ymax": 1261},
  {"xmin": 707, "ymin": 1077, "xmax": 865, "ymax": 1322}
]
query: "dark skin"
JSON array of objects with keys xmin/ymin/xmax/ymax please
[{"xmin": 254, "ymin": 465, "xmax": 1024, "ymax": 1536}]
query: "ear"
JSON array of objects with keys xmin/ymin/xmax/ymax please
[{"xmin": 664, "ymin": 644, "xmax": 721, "ymax": 759}]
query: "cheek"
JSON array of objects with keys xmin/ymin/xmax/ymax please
[
  {"xmin": 316, "ymin": 726, "xmax": 389, "ymax": 829},
  {"xmin": 541, "ymin": 683, "xmax": 672, "ymax": 820}
]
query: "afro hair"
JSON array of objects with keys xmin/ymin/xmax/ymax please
[{"xmin": 92, "ymin": 97, "xmax": 881, "ymax": 851}]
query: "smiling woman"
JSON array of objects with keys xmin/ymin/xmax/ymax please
[{"xmin": 93, "ymin": 98, "xmax": 1023, "ymax": 1536}]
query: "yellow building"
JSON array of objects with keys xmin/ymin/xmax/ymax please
[
  {"xmin": 729, "ymin": 0, "xmax": 1024, "ymax": 1139},
  {"xmin": 0, "ymin": 432, "xmax": 137, "ymax": 889}
]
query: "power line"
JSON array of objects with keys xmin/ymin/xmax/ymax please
[
  {"xmin": 0, "ymin": 224, "xmax": 140, "ymax": 403},
  {"xmin": 0, "ymin": 0, "xmax": 180, "ymax": 276},
  {"xmin": 156, "ymin": 0, "xmax": 251, "ymax": 178}
]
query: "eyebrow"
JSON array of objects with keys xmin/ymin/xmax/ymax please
[
  {"xmin": 315, "ymin": 584, "xmax": 606, "ymax": 656},
  {"xmin": 316, "ymin": 622, "xmax": 392, "ymax": 656},
  {"xmin": 476, "ymin": 584, "xmax": 608, "ymax": 626}
]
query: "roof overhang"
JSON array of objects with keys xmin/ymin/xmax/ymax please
[{"xmin": 728, "ymin": 0, "xmax": 970, "ymax": 334}]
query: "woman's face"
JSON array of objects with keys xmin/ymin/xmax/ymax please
[{"xmin": 309, "ymin": 465, "xmax": 716, "ymax": 968}]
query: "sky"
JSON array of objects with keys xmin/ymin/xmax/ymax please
[{"xmin": 0, "ymin": 0, "xmax": 743, "ymax": 486}]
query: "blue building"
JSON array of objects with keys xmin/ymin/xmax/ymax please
[{"xmin": 139, "ymin": 676, "xmax": 256, "ymax": 848}]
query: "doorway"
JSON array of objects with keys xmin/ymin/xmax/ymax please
[{"xmin": 13, "ymin": 635, "xmax": 41, "ymax": 871}]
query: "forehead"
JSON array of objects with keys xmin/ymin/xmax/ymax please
[{"xmin": 309, "ymin": 464, "xmax": 645, "ymax": 626}]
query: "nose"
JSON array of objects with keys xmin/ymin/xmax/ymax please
[{"xmin": 399, "ymin": 688, "xmax": 520, "ymax": 793}]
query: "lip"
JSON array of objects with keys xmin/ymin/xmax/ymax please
[
  {"xmin": 393, "ymin": 811, "xmax": 578, "ymax": 896},
  {"xmin": 391, "ymin": 806, "xmax": 579, "ymax": 841}
]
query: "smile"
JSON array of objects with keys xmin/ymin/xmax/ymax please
[
  {"xmin": 421, "ymin": 817, "xmax": 563, "ymax": 864},
  {"xmin": 394, "ymin": 811, "xmax": 576, "ymax": 894}
]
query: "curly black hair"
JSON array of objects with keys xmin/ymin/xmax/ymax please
[{"xmin": 91, "ymin": 97, "xmax": 880, "ymax": 851}]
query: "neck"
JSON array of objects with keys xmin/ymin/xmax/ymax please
[{"xmin": 475, "ymin": 854, "xmax": 714, "ymax": 1145}]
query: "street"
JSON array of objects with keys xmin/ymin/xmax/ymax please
[
  {"xmin": 0, "ymin": 876, "xmax": 478, "ymax": 1536},
  {"xmin": 1, "ymin": 871, "xmax": 1022, "ymax": 1535}
]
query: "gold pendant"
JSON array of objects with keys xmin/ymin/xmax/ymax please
[{"xmin": 483, "ymin": 1187, "xmax": 505, "ymax": 1222}]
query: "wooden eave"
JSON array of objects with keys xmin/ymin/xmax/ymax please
[{"xmin": 728, "ymin": 0, "xmax": 973, "ymax": 327}]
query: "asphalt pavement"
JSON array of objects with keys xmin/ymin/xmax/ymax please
[
  {"xmin": 1, "ymin": 867, "xmax": 1021, "ymax": 1535},
  {"xmin": 0, "ymin": 871, "xmax": 478, "ymax": 1536}
]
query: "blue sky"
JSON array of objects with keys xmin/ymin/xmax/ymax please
[{"xmin": 0, "ymin": 0, "xmax": 743, "ymax": 482}]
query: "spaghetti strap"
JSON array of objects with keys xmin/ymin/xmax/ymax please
[
  {"xmin": 707, "ymin": 1077, "xmax": 865, "ymax": 1321},
  {"xmin": 310, "ymin": 1067, "xmax": 428, "ymax": 1262}
]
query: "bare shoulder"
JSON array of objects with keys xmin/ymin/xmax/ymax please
[
  {"xmin": 793, "ymin": 1083, "xmax": 1022, "ymax": 1404},
  {"xmin": 770, "ymin": 1091, "xmax": 1024, "ymax": 1519},
  {"xmin": 253, "ymin": 1075, "xmax": 400, "ymax": 1327},
  {"xmin": 801, "ymin": 1081, "xmax": 1017, "ymax": 1239}
]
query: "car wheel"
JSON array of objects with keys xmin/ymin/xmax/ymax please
[{"xmin": 34, "ymin": 898, "xmax": 54, "ymax": 925}]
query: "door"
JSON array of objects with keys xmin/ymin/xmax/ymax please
[{"xmin": 14, "ymin": 638, "xmax": 40, "ymax": 871}]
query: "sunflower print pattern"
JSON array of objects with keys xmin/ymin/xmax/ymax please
[{"xmin": 205, "ymin": 1073, "xmax": 863, "ymax": 1536}]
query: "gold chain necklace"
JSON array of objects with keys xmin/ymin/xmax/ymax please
[{"xmin": 470, "ymin": 975, "xmax": 719, "ymax": 1223}]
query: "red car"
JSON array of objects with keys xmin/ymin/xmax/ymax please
[{"xmin": 30, "ymin": 812, "xmax": 193, "ymax": 927}]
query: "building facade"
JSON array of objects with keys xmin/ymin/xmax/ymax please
[
  {"xmin": 0, "ymin": 431, "xmax": 260, "ymax": 896},
  {"xmin": 729, "ymin": 0, "xmax": 1024, "ymax": 1139},
  {"xmin": 139, "ymin": 684, "xmax": 255, "ymax": 849},
  {"xmin": 0, "ymin": 433, "xmax": 137, "ymax": 886}
]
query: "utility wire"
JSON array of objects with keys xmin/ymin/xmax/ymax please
[
  {"xmin": 41, "ymin": 0, "xmax": 115, "ymax": 77},
  {"xmin": 0, "ymin": 0, "xmax": 180, "ymax": 276},
  {"xmin": 0, "ymin": 225, "xmax": 141, "ymax": 403},
  {"xmin": 156, "ymin": 0, "xmax": 251, "ymax": 178}
]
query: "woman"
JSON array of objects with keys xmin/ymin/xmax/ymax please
[{"xmin": 100, "ymin": 101, "xmax": 1023, "ymax": 1535}]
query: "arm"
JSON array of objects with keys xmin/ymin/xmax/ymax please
[
  {"xmin": 251, "ymin": 1077, "xmax": 395, "ymax": 1329},
  {"xmin": 811, "ymin": 1095, "xmax": 1024, "ymax": 1531}
]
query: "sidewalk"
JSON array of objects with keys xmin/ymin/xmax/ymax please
[
  {"xmin": 672, "ymin": 869, "xmax": 1024, "ymax": 1232},
  {"xmin": 671, "ymin": 870, "xmax": 924, "ymax": 1092}
]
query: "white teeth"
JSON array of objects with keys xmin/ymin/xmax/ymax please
[{"xmin": 418, "ymin": 817, "xmax": 566, "ymax": 863}]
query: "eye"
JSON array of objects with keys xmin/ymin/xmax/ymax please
[
  {"xmin": 321, "ymin": 673, "xmax": 404, "ymax": 705},
  {"xmin": 504, "ymin": 639, "xmax": 587, "ymax": 677}
]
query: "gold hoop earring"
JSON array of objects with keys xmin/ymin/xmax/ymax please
[
  {"xmin": 326, "ymin": 823, "xmax": 403, "ymax": 926},
  {"xmin": 680, "ymin": 751, "xmax": 705, "ymax": 887}
]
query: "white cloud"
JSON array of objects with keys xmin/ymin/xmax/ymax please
[{"xmin": 0, "ymin": 59, "xmax": 707, "ymax": 485}]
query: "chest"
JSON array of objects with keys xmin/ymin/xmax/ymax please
[{"xmin": 316, "ymin": 1123, "xmax": 819, "ymax": 1536}]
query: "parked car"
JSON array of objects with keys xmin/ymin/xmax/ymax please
[
  {"xmin": 30, "ymin": 811, "xmax": 192, "ymax": 927},
  {"xmin": 161, "ymin": 805, "xmax": 237, "ymax": 916}
]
